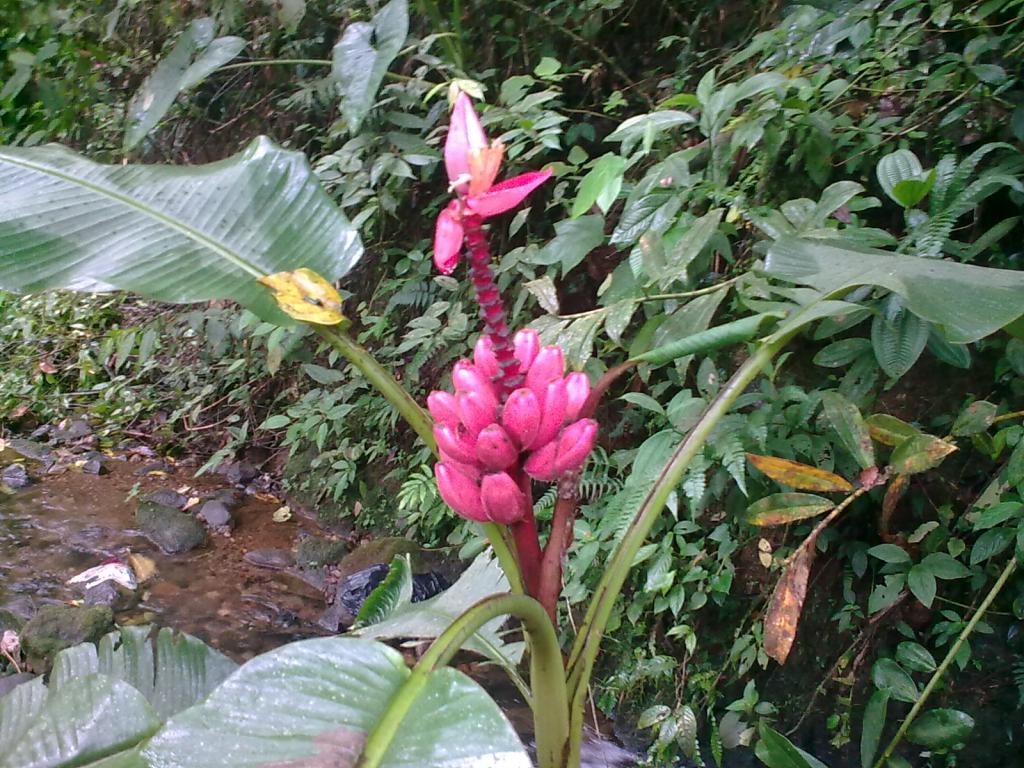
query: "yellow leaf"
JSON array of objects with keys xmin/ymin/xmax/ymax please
[
  {"xmin": 127, "ymin": 553, "xmax": 157, "ymax": 585},
  {"xmin": 746, "ymin": 453, "xmax": 853, "ymax": 493},
  {"xmin": 259, "ymin": 268, "xmax": 345, "ymax": 325}
]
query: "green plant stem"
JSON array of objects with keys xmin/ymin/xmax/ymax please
[
  {"xmin": 873, "ymin": 555, "xmax": 1019, "ymax": 768},
  {"xmin": 358, "ymin": 593, "xmax": 568, "ymax": 768},
  {"xmin": 563, "ymin": 337, "xmax": 787, "ymax": 765},
  {"xmin": 555, "ymin": 278, "xmax": 739, "ymax": 320},
  {"xmin": 314, "ymin": 324, "xmax": 526, "ymax": 594},
  {"xmin": 216, "ymin": 58, "xmax": 333, "ymax": 71}
]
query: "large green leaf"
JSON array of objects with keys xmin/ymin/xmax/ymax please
[
  {"xmin": 0, "ymin": 138, "xmax": 362, "ymax": 324},
  {"xmin": 0, "ymin": 674, "xmax": 160, "ymax": 768},
  {"xmin": 764, "ymin": 236, "xmax": 1024, "ymax": 342},
  {"xmin": 350, "ymin": 552, "xmax": 525, "ymax": 666},
  {"xmin": 124, "ymin": 18, "xmax": 245, "ymax": 150},
  {"xmin": 140, "ymin": 637, "xmax": 530, "ymax": 768},
  {"xmin": 332, "ymin": 0, "xmax": 409, "ymax": 133}
]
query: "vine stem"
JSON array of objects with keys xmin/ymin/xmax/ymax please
[
  {"xmin": 563, "ymin": 337, "xmax": 788, "ymax": 765},
  {"xmin": 314, "ymin": 324, "xmax": 525, "ymax": 595},
  {"xmin": 357, "ymin": 593, "xmax": 569, "ymax": 768},
  {"xmin": 873, "ymin": 556, "xmax": 1019, "ymax": 768}
]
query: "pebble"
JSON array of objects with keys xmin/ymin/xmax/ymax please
[
  {"xmin": 197, "ymin": 500, "xmax": 233, "ymax": 529},
  {"xmin": 243, "ymin": 548, "xmax": 295, "ymax": 571},
  {"xmin": 1, "ymin": 463, "xmax": 31, "ymax": 489},
  {"xmin": 144, "ymin": 489, "xmax": 189, "ymax": 509}
]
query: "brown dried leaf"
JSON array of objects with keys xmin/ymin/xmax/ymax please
[
  {"xmin": 746, "ymin": 493, "xmax": 835, "ymax": 527},
  {"xmin": 764, "ymin": 540, "xmax": 817, "ymax": 664},
  {"xmin": 746, "ymin": 453, "xmax": 853, "ymax": 493},
  {"xmin": 889, "ymin": 434, "xmax": 957, "ymax": 475},
  {"xmin": 880, "ymin": 474, "xmax": 909, "ymax": 542}
]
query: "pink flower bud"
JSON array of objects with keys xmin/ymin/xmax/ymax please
[
  {"xmin": 480, "ymin": 472, "xmax": 528, "ymax": 524},
  {"xmin": 434, "ymin": 424, "xmax": 477, "ymax": 465},
  {"xmin": 436, "ymin": 462, "xmax": 485, "ymax": 522},
  {"xmin": 475, "ymin": 423, "xmax": 519, "ymax": 470},
  {"xmin": 525, "ymin": 345, "xmax": 564, "ymax": 397},
  {"xmin": 502, "ymin": 388, "xmax": 541, "ymax": 448},
  {"xmin": 439, "ymin": 453, "xmax": 481, "ymax": 480},
  {"xmin": 565, "ymin": 372, "xmax": 590, "ymax": 421},
  {"xmin": 513, "ymin": 328, "xmax": 540, "ymax": 370},
  {"xmin": 433, "ymin": 203, "xmax": 464, "ymax": 275},
  {"xmin": 473, "ymin": 336, "xmax": 499, "ymax": 379},
  {"xmin": 552, "ymin": 419, "xmax": 598, "ymax": 475},
  {"xmin": 523, "ymin": 439, "xmax": 559, "ymax": 482},
  {"xmin": 427, "ymin": 391, "xmax": 461, "ymax": 427},
  {"xmin": 531, "ymin": 379, "xmax": 567, "ymax": 449},
  {"xmin": 458, "ymin": 390, "xmax": 497, "ymax": 437}
]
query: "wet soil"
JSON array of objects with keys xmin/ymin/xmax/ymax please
[{"xmin": 0, "ymin": 452, "xmax": 325, "ymax": 661}]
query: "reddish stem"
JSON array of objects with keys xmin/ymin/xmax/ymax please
[
  {"xmin": 462, "ymin": 215, "xmax": 522, "ymax": 396},
  {"xmin": 538, "ymin": 480, "xmax": 579, "ymax": 623},
  {"xmin": 512, "ymin": 471, "xmax": 542, "ymax": 599}
]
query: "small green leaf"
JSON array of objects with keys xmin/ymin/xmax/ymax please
[
  {"xmin": 867, "ymin": 544, "xmax": 911, "ymax": 564},
  {"xmin": 813, "ymin": 338, "xmax": 872, "ymax": 368},
  {"xmin": 746, "ymin": 493, "xmax": 834, "ymax": 526},
  {"xmin": 821, "ymin": 391, "xmax": 875, "ymax": 469},
  {"xmin": 260, "ymin": 414, "xmax": 291, "ymax": 430},
  {"xmin": 860, "ymin": 689, "xmax": 889, "ymax": 768},
  {"xmin": 907, "ymin": 565, "xmax": 936, "ymax": 607},
  {"xmin": 972, "ymin": 502, "xmax": 1024, "ymax": 531},
  {"xmin": 871, "ymin": 301, "xmax": 929, "ymax": 380},
  {"xmin": 865, "ymin": 414, "xmax": 920, "ymax": 446},
  {"xmin": 871, "ymin": 658, "xmax": 918, "ymax": 704},
  {"xmin": 906, "ymin": 709, "xmax": 975, "ymax": 750},
  {"xmin": 919, "ymin": 552, "xmax": 970, "ymax": 580},
  {"xmin": 877, "ymin": 150, "xmax": 924, "ymax": 206},
  {"xmin": 572, "ymin": 154, "xmax": 627, "ymax": 218},
  {"xmin": 896, "ymin": 642, "xmax": 937, "ymax": 674},
  {"xmin": 755, "ymin": 723, "xmax": 829, "ymax": 768},
  {"xmin": 970, "ymin": 527, "xmax": 1014, "ymax": 566},
  {"xmin": 354, "ymin": 554, "xmax": 413, "ymax": 628}
]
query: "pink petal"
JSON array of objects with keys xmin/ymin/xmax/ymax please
[
  {"xmin": 457, "ymin": 390, "xmax": 497, "ymax": 437},
  {"xmin": 436, "ymin": 462, "xmax": 486, "ymax": 521},
  {"xmin": 434, "ymin": 204, "xmax": 464, "ymax": 274},
  {"xmin": 475, "ymin": 423, "xmax": 519, "ymax": 470},
  {"xmin": 473, "ymin": 336, "xmax": 499, "ymax": 379},
  {"xmin": 523, "ymin": 440, "xmax": 558, "ymax": 482},
  {"xmin": 530, "ymin": 379, "xmax": 567, "ymax": 450},
  {"xmin": 434, "ymin": 424, "xmax": 477, "ymax": 465},
  {"xmin": 445, "ymin": 92, "xmax": 488, "ymax": 188},
  {"xmin": 525, "ymin": 345, "xmax": 564, "ymax": 397},
  {"xmin": 465, "ymin": 169, "xmax": 552, "ymax": 218},
  {"xmin": 513, "ymin": 329, "xmax": 541, "ymax": 370},
  {"xmin": 480, "ymin": 472, "xmax": 528, "ymax": 524},
  {"xmin": 427, "ymin": 391, "xmax": 461, "ymax": 427},
  {"xmin": 439, "ymin": 452, "xmax": 481, "ymax": 480},
  {"xmin": 564, "ymin": 372, "xmax": 590, "ymax": 421},
  {"xmin": 552, "ymin": 419, "xmax": 598, "ymax": 476},
  {"xmin": 502, "ymin": 388, "xmax": 541, "ymax": 449}
]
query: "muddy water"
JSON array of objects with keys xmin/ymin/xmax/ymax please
[{"xmin": 0, "ymin": 453, "xmax": 325, "ymax": 661}]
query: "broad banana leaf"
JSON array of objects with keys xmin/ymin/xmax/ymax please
[{"xmin": 0, "ymin": 137, "xmax": 362, "ymax": 324}]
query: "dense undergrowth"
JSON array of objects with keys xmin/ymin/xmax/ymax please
[{"xmin": 3, "ymin": 1, "xmax": 1024, "ymax": 765}]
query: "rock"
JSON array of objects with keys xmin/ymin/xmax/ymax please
[
  {"xmin": 1, "ymin": 464, "xmax": 30, "ymax": 489},
  {"xmin": 81, "ymin": 458, "xmax": 108, "ymax": 475},
  {"xmin": 7, "ymin": 438, "xmax": 53, "ymax": 465},
  {"xmin": 21, "ymin": 605, "xmax": 113, "ymax": 669},
  {"xmin": 206, "ymin": 488, "xmax": 242, "ymax": 507},
  {"xmin": 243, "ymin": 548, "xmax": 295, "ymax": 571},
  {"xmin": 53, "ymin": 419, "xmax": 92, "ymax": 442},
  {"xmin": 295, "ymin": 536, "xmax": 349, "ymax": 569},
  {"xmin": 144, "ymin": 489, "xmax": 188, "ymax": 509},
  {"xmin": 135, "ymin": 501, "xmax": 207, "ymax": 554},
  {"xmin": 0, "ymin": 673, "xmax": 36, "ymax": 701},
  {"xmin": 127, "ymin": 553, "xmax": 157, "ymax": 585},
  {"xmin": 134, "ymin": 461, "xmax": 175, "ymax": 477},
  {"xmin": 333, "ymin": 537, "xmax": 423, "ymax": 582},
  {"xmin": 197, "ymin": 500, "xmax": 233, "ymax": 529},
  {"xmin": 84, "ymin": 580, "xmax": 139, "ymax": 611},
  {"xmin": 225, "ymin": 460, "xmax": 258, "ymax": 485}
]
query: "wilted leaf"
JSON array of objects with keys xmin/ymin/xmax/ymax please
[
  {"xmin": 880, "ymin": 474, "xmax": 908, "ymax": 541},
  {"xmin": 746, "ymin": 454, "xmax": 853, "ymax": 493},
  {"xmin": 821, "ymin": 391, "xmax": 875, "ymax": 469},
  {"xmin": 889, "ymin": 435, "xmax": 957, "ymax": 475},
  {"xmin": 747, "ymin": 493, "xmax": 834, "ymax": 526},
  {"xmin": 764, "ymin": 540, "xmax": 817, "ymax": 664},
  {"xmin": 865, "ymin": 414, "xmax": 920, "ymax": 446},
  {"xmin": 259, "ymin": 268, "xmax": 345, "ymax": 325}
]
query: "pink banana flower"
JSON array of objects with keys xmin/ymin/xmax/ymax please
[
  {"xmin": 430, "ymin": 328, "xmax": 598, "ymax": 524},
  {"xmin": 433, "ymin": 92, "xmax": 552, "ymax": 274}
]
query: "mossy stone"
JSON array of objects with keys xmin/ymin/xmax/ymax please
[{"xmin": 21, "ymin": 605, "xmax": 114, "ymax": 669}]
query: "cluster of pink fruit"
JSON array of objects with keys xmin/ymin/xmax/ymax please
[{"xmin": 429, "ymin": 329, "xmax": 598, "ymax": 524}]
